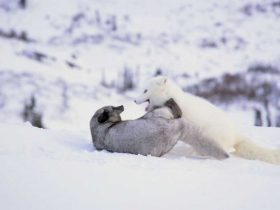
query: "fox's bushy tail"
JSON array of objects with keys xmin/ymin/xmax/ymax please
[{"xmin": 233, "ymin": 134, "xmax": 280, "ymax": 165}]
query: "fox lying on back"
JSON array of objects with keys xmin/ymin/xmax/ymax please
[{"xmin": 90, "ymin": 99, "xmax": 184, "ymax": 156}]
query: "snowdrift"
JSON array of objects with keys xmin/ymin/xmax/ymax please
[{"xmin": 0, "ymin": 123, "xmax": 279, "ymax": 210}]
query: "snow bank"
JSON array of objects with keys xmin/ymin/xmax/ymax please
[{"xmin": 0, "ymin": 123, "xmax": 279, "ymax": 210}]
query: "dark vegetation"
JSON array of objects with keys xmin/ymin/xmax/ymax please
[
  {"xmin": 0, "ymin": 0, "xmax": 27, "ymax": 11},
  {"xmin": 186, "ymin": 64, "xmax": 280, "ymax": 127},
  {"xmin": 55, "ymin": 10, "xmax": 142, "ymax": 46},
  {"xmin": 22, "ymin": 95, "xmax": 44, "ymax": 128},
  {"xmin": 0, "ymin": 71, "xmax": 99, "ymax": 128},
  {"xmin": 19, "ymin": 0, "xmax": 26, "ymax": 9},
  {"xmin": 0, "ymin": 29, "xmax": 34, "ymax": 43},
  {"xmin": 241, "ymin": 1, "xmax": 280, "ymax": 17}
]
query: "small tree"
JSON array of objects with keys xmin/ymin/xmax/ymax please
[
  {"xmin": 22, "ymin": 96, "xmax": 44, "ymax": 128},
  {"xmin": 19, "ymin": 0, "xmax": 26, "ymax": 9},
  {"xmin": 254, "ymin": 108, "xmax": 263, "ymax": 126},
  {"xmin": 118, "ymin": 67, "xmax": 136, "ymax": 92},
  {"xmin": 276, "ymin": 114, "xmax": 280, "ymax": 127},
  {"xmin": 154, "ymin": 68, "xmax": 163, "ymax": 76}
]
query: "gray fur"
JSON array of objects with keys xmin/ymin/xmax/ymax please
[
  {"xmin": 90, "ymin": 99, "xmax": 185, "ymax": 157},
  {"xmin": 165, "ymin": 98, "xmax": 182, "ymax": 118}
]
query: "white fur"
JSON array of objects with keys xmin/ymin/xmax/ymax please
[{"xmin": 135, "ymin": 76, "xmax": 280, "ymax": 164}]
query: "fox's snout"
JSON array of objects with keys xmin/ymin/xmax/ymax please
[
  {"xmin": 134, "ymin": 97, "xmax": 146, "ymax": 104},
  {"xmin": 134, "ymin": 98, "xmax": 149, "ymax": 104}
]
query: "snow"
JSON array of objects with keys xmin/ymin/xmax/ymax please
[
  {"xmin": 0, "ymin": 0, "xmax": 280, "ymax": 209},
  {"xmin": 5, "ymin": 0, "xmax": 276, "ymax": 75},
  {"xmin": 0, "ymin": 122, "xmax": 280, "ymax": 210},
  {"xmin": 0, "ymin": 0, "xmax": 280, "ymax": 129}
]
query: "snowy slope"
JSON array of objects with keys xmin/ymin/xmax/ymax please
[
  {"xmin": 1, "ymin": 0, "xmax": 280, "ymax": 77},
  {"xmin": 0, "ymin": 122, "xmax": 280, "ymax": 210},
  {"xmin": 0, "ymin": 1, "xmax": 280, "ymax": 208},
  {"xmin": 0, "ymin": 0, "xmax": 280, "ymax": 129}
]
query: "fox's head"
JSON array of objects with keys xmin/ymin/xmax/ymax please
[
  {"xmin": 93, "ymin": 105, "xmax": 124, "ymax": 124},
  {"xmin": 135, "ymin": 76, "xmax": 172, "ymax": 112}
]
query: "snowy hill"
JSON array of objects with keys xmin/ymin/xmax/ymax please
[
  {"xmin": 0, "ymin": 1, "xmax": 280, "ymax": 208},
  {"xmin": 0, "ymin": 0, "xmax": 280, "ymax": 210},
  {"xmin": 0, "ymin": 0, "xmax": 280, "ymax": 129},
  {"xmin": 0, "ymin": 122, "xmax": 280, "ymax": 210}
]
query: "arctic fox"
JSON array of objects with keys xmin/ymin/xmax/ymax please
[{"xmin": 135, "ymin": 76, "xmax": 280, "ymax": 164}]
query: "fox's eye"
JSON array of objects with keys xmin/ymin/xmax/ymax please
[{"xmin": 144, "ymin": 89, "xmax": 148, "ymax": 93}]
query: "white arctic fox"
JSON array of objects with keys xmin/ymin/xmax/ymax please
[{"xmin": 135, "ymin": 76, "xmax": 280, "ymax": 164}]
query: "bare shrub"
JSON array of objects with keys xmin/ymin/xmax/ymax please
[
  {"xmin": 185, "ymin": 64, "xmax": 280, "ymax": 127},
  {"xmin": 22, "ymin": 96, "xmax": 44, "ymax": 128},
  {"xmin": 118, "ymin": 67, "xmax": 137, "ymax": 92}
]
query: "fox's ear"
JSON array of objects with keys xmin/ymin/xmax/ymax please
[
  {"xmin": 113, "ymin": 105, "xmax": 124, "ymax": 113},
  {"xmin": 157, "ymin": 76, "xmax": 168, "ymax": 85}
]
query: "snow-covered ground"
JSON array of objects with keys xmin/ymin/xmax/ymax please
[
  {"xmin": 0, "ymin": 1, "xmax": 280, "ymax": 209},
  {"xmin": 0, "ymin": 122, "xmax": 280, "ymax": 210}
]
